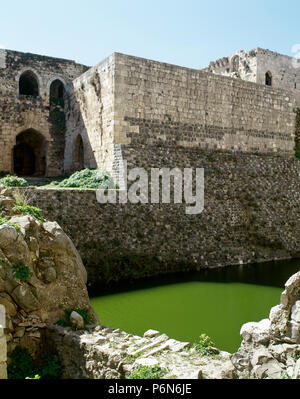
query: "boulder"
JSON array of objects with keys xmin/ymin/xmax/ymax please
[
  {"xmin": 70, "ymin": 311, "xmax": 85, "ymax": 330},
  {"xmin": 0, "ymin": 191, "xmax": 98, "ymax": 359},
  {"xmin": 232, "ymin": 271, "xmax": 300, "ymax": 379}
]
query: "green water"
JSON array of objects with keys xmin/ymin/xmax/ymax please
[{"xmin": 90, "ymin": 260, "xmax": 300, "ymax": 354}]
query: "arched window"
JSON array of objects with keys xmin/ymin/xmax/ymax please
[
  {"xmin": 231, "ymin": 56, "xmax": 239, "ymax": 72},
  {"xmin": 73, "ymin": 135, "xmax": 85, "ymax": 171},
  {"xmin": 50, "ymin": 79, "xmax": 64, "ymax": 103},
  {"xmin": 19, "ymin": 71, "xmax": 39, "ymax": 96},
  {"xmin": 265, "ymin": 71, "xmax": 272, "ymax": 86}
]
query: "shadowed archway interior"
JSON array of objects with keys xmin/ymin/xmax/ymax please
[
  {"xmin": 13, "ymin": 129, "xmax": 47, "ymax": 176},
  {"xmin": 73, "ymin": 134, "xmax": 85, "ymax": 171},
  {"xmin": 19, "ymin": 71, "xmax": 39, "ymax": 96},
  {"xmin": 50, "ymin": 79, "xmax": 64, "ymax": 104}
]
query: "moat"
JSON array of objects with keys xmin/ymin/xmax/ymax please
[{"xmin": 90, "ymin": 259, "xmax": 300, "ymax": 354}]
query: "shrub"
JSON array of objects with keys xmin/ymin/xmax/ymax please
[
  {"xmin": 38, "ymin": 354, "xmax": 62, "ymax": 379},
  {"xmin": 12, "ymin": 262, "xmax": 33, "ymax": 282},
  {"xmin": 8, "ymin": 347, "xmax": 62, "ymax": 380},
  {"xmin": 0, "ymin": 175, "xmax": 28, "ymax": 187},
  {"xmin": 8, "ymin": 347, "xmax": 35, "ymax": 379},
  {"xmin": 192, "ymin": 334, "xmax": 220, "ymax": 356},
  {"xmin": 50, "ymin": 169, "xmax": 117, "ymax": 189},
  {"xmin": 13, "ymin": 204, "xmax": 45, "ymax": 223},
  {"xmin": 127, "ymin": 365, "xmax": 168, "ymax": 379},
  {"xmin": 13, "ymin": 193, "xmax": 45, "ymax": 223}
]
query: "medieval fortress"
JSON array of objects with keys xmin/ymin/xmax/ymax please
[{"xmin": 0, "ymin": 47, "xmax": 299, "ymax": 178}]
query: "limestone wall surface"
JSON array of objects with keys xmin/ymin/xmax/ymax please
[
  {"xmin": 257, "ymin": 49, "xmax": 300, "ymax": 95},
  {"xmin": 64, "ymin": 53, "xmax": 297, "ymax": 177},
  {"xmin": 64, "ymin": 55, "xmax": 115, "ymax": 174},
  {"xmin": 21, "ymin": 151, "xmax": 300, "ymax": 287},
  {"xmin": 113, "ymin": 53, "xmax": 296, "ymax": 155},
  {"xmin": 208, "ymin": 48, "xmax": 300, "ymax": 104}
]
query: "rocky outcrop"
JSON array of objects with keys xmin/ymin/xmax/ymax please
[
  {"xmin": 232, "ymin": 272, "xmax": 300, "ymax": 379},
  {"xmin": 0, "ymin": 186, "xmax": 97, "ymax": 373},
  {"xmin": 44, "ymin": 325, "xmax": 236, "ymax": 379}
]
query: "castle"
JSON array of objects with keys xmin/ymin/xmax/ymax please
[{"xmin": 0, "ymin": 47, "xmax": 299, "ymax": 177}]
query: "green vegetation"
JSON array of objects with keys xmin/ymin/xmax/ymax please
[
  {"xmin": 50, "ymin": 169, "xmax": 117, "ymax": 189},
  {"xmin": 127, "ymin": 365, "xmax": 168, "ymax": 379},
  {"xmin": 293, "ymin": 349, "xmax": 300, "ymax": 362},
  {"xmin": 12, "ymin": 262, "xmax": 33, "ymax": 282},
  {"xmin": 13, "ymin": 203, "xmax": 45, "ymax": 223},
  {"xmin": 13, "ymin": 192, "xmax": 45, "ymax": 223},
  {"xmin": 192, "ymin": 334, "xmax": 220, "ymax": 356},
  {"xmin": 8, "ymin": 347, "xmax": 62, "ymax": 380},
  {"xmin": 26, "ymin": 375, "xmax": 41, "ymax": 379},
  {"xmin": 279, "ymin": 371, "xmax": 291, "ymax": 379},
  {"xmin": 0, "ymin": 175, "xmax": 28, "ymax": 187},
  {"xmin": 0, "ymin": 212, "xmax": 21, "ymax": 232}
]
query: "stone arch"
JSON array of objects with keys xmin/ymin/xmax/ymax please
[
  {"xmin": 265, "ymin": 71, "xmax": 273, "ymax": 86},
  {"xmin": 13, "ymin": 129, "xmax": 47, "ymax": 176},
  {"xmin": 73, "ymin": 134, "xmax": 85, "ymax": 171},
  {"xmin": 19, "ymin": 70, "xmax": 39, "ymax": 96},
  {"xmin": 50, "ymin": 79, "xmax": 65, "ymax": 104},
  {"xmin": 231, "ymin": 56, "xmax": 239, "ymax": 72}
]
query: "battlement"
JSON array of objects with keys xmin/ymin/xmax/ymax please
[{"xmin": 207, "ymin": 47, "xmax": 300, "ymax": 102}]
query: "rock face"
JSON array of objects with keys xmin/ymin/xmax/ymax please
[
  {"xmin": 232, "ymin": 271, "xmax": 300, "ymax": 379},
  {"xmin": 0, "ymin": 187, "xmax": 97, "ymax": 369},
  {"xmin": 44, "ymin": 325, "xmax": 236, "ymax": 380}
]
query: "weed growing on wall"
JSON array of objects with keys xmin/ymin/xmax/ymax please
[
  {"xmin": 127, "ymin": 365, "xmax": 168, "ymax": 379},
  {"xmin": 13, "ymin": 191, "xmax": 45, "ymax": 222},
  {"xmin": 12, "ymin": 262, "xmax": 33, "ymax": 282},
  {"xmin": 192, "ymin": 334, "xmax": 220, "ymax": 356},
  {"xmin": 0, "ymin": 213, "xmax": 21, "ymax": 232}
]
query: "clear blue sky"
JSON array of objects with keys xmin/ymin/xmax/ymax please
[{"xmin": 0, "ymin": 0, "xmax": 299, "ymax": 69}]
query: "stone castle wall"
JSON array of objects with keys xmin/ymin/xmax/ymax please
[
  {"xmin": 208, "ymin": 48, "xmax": 300, "ymax": 104},
  {"xmin": 64, "ymin": 52, "xmax": 297, "ymax": 176},
  {"xmin": 0, "ymin": 50, "xmax": 88, "ymax": 176},
  {"xmin": 21, "ymin": 151, "xmax": 300, "ymax": 287},
  {"xmin": 64, "ymin": 55, "xmax": 115, "ymax": 174},
  {"xmin": 113, "ymin": 53, "xmax": 296, "ymax": 155}
]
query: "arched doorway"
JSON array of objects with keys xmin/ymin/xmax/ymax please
[
  {"xmin": 13, "ymin": 129, "xmax": 47, "ymax": 176},
  {"xmin": 50, "ymin": 79, "xmax": 65, "ymax": 105},
  {"xmin": 19, "ymin": 71, "xmax": 39, "ymax": 96},
  {"xmin": 73, "ymin": 135, "xmax": 85, "ymax": 171}
]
